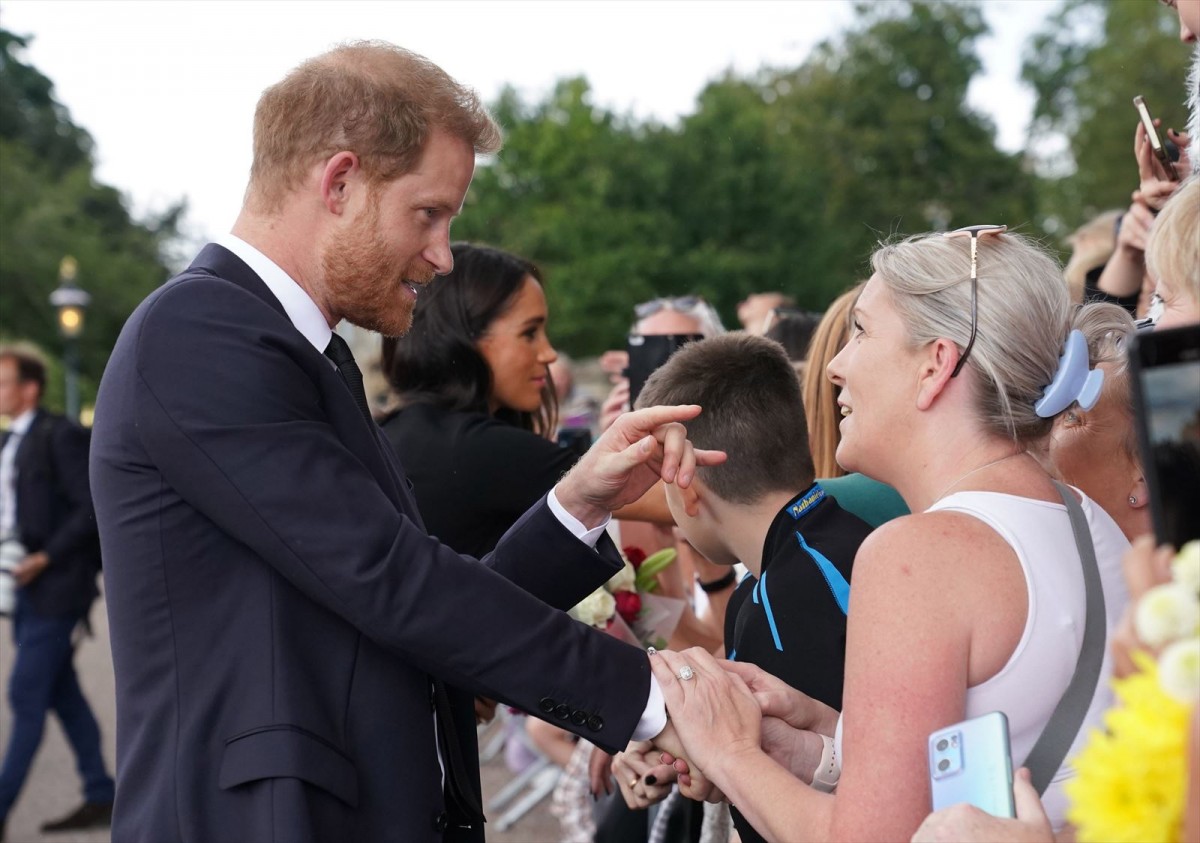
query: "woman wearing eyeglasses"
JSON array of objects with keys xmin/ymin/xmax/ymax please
[{"xmin": 643, "ymin": 228, "xmax": 1131, "ymax": 842}]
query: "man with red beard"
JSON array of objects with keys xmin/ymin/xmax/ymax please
[{"xmin": 89, "ymin": 42, "xmax": 720, "ymax": 843}]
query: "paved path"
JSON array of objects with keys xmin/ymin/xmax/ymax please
[{"xmin": 0, "ymin": 596, "xmax": 562, "ymax": 843}]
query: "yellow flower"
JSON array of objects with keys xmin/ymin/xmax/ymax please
[{"xmin": 1067, "ymin": 654, "xmax": 1189, "ymax": 843}]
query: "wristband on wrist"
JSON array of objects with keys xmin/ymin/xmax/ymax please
[
  {"xmin": 810, "ymin": 734, "xmax": 840, "ymax": 793},
  {"xmin": 697, "ymin": 570, "xmax": 737, "ymax": 594}
]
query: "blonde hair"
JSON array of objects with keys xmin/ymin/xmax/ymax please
[
  {"xmin": 1070, "ymin": 301, "xmax": 1138, "ymax": 460},
  {"xmin": 1146, "ymin": 177, "xmax": 1200, "ymax": 306},
  {"xmin": 1062, "ymin": 210, "xmax": 1121, "ymax": 303},
  {"xmin": 802, "ymin": 283, "xmax": 864, "ymax": 479},
  {"xmin": 247, "ymin": 41, "xmax": 502, "ymax": 211},
  {"xmin": 870, "ymin": 231, "xmax": 1069, "ymax": 443}
]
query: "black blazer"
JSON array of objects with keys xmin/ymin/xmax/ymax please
[
  {"xmin": 90, "ymin": 244, "xmax": 651, "ymax": 843},
  {"xmin": 7, "ymin": 409, "xmax": 101, "ymax": 618}
]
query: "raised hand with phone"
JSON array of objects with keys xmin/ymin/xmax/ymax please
[{"xmin": 1132, "ymin": 94, "xmax": 1192, "ymax": 211}]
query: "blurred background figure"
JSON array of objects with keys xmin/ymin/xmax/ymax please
[
  {"xmin": 548, "ymin": 351, "xmax": 599, "ymax": 449},
  {"xmin": 763, "ymin": 309, "xmax": 822, "ymax": 379},
  {"xmin": 0, "ymin": 343, "xmax": 113, "ymax": 840},
  {"xmin": 737, "ymin": 291, "xmax": 796, "ymax": 334},
  {"xmin": 1061, "ymin": 209, "xmax": 1120, "ymax": 304}
]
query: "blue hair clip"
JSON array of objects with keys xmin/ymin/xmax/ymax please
[{"xmin": 1034, "ymin": 329, "xmax": 1104, "ymax": 418}]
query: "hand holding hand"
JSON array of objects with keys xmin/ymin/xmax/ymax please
[
  {"xmin": 911, "ymin": 767, "xmax": 1053, "ymax": 842},
  {"xmin": 655, "ymin": 748, "xmax": 726, "ymax": 803},
  {"xmin": 587, "ymin": 745, "xmax": 615, "ymax": 797},
  {"xmin": 721, "ymin": 659, "xmax": 840, "ymax": 736},
  {"xmin": 648, "ymin": 648, "xmax": 762, "ymax": 779},
  {"xmin": 612, "ymin": 740, "xmax": 676, "ymax": 809},
  {"xmin": 555, "ymin": 405, "xmax": 726, "ymax": 529}
]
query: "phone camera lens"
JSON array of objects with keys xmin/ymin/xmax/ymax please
[
  {"xmin": 935, "ymin": 738, "xmax": 949, "ymax": 752},
  {"xmin": 937, "ymin": 758, "xmax": 950, "ymax": 772}
]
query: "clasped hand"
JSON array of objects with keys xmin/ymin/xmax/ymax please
[
  {"xmin": 555, "ymin": 405, "xmax": 726, "ymax": 529},
  {"xmin": 625, "ymin": 650, "xmax": 841, "ymax": 805}
]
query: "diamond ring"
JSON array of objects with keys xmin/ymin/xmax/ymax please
[{"xmin": 677, "ymin": 665, "xmax": 695, "ymax": 681}]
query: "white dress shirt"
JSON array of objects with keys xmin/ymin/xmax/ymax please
[{"xmin": 0, "ymin": 408, "xmax": 36, "ymax": 541}]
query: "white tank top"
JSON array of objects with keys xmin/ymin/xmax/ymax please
[{"xmin": 834, "ymin": 488, "xmax": 1129, "ymax": 830}]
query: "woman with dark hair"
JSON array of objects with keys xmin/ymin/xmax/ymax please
[{"xmin": 379, "ymin": 242, "xmax": 576, "ymax": 560}]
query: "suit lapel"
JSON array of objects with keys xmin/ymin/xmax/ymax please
[{"xmin": 187, "ymin": 244, "xmax": 411, "ymax": 512}]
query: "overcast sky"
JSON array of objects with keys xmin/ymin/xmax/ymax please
[{"xmin": 2, "ymin": 0, "xmax": 1056, "ymax": 246}]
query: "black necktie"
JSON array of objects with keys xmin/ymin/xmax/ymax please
[
  {"xmin": 324, "ymin": 333, "xmax": 483, "ymax": 828},
  {"xmin": 323, "ymin": 333, "xmax": 373, "ymax": 424}
]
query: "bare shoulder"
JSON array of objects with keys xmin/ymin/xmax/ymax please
[{"xmin": 850, "ymin": 510, "xmax": 1017, "ymax": 617}]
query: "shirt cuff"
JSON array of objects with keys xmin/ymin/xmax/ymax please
[
  {"xmin": 547, "ymin": 487, "xmax": 611, "ymax": 548},
  {"xmin": 630, "ymin": 675, "xmax": 667, "ymax": 741}
]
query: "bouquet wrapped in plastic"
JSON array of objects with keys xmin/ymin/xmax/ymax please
[{"xmin": 568, "ymin": 545, "xmax": 687, "ymax": 651}]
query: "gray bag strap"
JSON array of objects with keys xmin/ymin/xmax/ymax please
[{"xmin": 1023, "ymin": 481, "xmax": 1107, "ymax": 795}]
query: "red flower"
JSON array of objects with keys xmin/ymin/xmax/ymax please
[
  {"xmin": 623, "ymin": 546, "xmax": 647, "ymax": 568},
  {"xmin": 613, "ymin": 591, "xmax": 642, "ymax": 626}
]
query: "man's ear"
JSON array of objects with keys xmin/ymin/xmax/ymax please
[
  {"xmin": 319, "ymin": 151, "xmax": 361, "ymax": 215},
  {"xmin": 677, "ymin": 480, "xmax": 702, "ymax": 519},
  {"xmin": 915, "ymin": 338, "xmax": 959, "ymax": 411}
]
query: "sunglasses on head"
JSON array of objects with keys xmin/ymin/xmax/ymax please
[
  {"xmin": 634, "ymin": 296, "xmax": 703, "ymax": 320},
  {"xmin": 941, "ymin": 224, "xmax": 1007, "ymax": 378}
]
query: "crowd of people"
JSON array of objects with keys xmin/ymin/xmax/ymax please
[{"xmin": 0, "ymin": 2, "xmax": 1197, "ymax": 842}]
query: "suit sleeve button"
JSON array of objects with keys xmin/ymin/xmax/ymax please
[
  {"xmin": 586, "ymin": 715, "xmax": 604, "ymax": 732},
  {"xmin": 570, "ymin": 710, "xmax": 587, "ymax": 727},
  {"xmin": 538, "ymin": 697, "xmax": 556, "ymax": 714},
  {"xmin": 553, "ymin": 704, "xmax": 571, "ymax": 720}
]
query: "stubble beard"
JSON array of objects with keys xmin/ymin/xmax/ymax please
[{"xmin": 319, "ymin": 205, "xmax": 428, "ymax": 338}]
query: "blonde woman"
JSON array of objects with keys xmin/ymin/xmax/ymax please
[{"xmin": 649, "ymin": 229, "xmax": 1130, "ymax": 841}]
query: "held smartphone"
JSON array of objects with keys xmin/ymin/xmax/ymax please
[
  {"xmin": 626, "ymin": 333, "xmax": 704, "ymax": 407},
  {"xmin": 1133, "ymin": 95, "xmax": 1180, "ymax": 181},
  {"xmin": 928, "ymin": 711, "xmax": 1015, "ymax": 818},
  {"xmin": 1127, "ymin": 324, "xmax": 1200, "ymax": 548}
]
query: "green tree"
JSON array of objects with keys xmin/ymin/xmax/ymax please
[
  {"xmin": 459, "ymin": 0, "xmax": 1036, "ymax": 354},
  {"xmin": 0, "ymin": 28, "xmax": 181, "ymax": 415},
  {"xmin": 1023, "ymin": 0, "xmax": 1190, "ymax": 232},
  {"xmin": 455, "ymin": 78, "xmax": 681, "ymax": 352},
  {"xmin": 659, "ymin": 0, "xmax": 1037, "ymax": 318}
]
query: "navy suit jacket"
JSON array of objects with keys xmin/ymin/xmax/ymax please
[
  {"xmin": 7, "ymin": 409, "xmax": 101, "ymax": 618},
  {"xmin": 90, "ymin": 244, "xmax": 651, "ymax": 842}
]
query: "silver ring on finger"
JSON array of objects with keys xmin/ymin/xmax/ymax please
[{"xmin": 677, "ymin": 665, "xmax": 695, "ymax": 681}]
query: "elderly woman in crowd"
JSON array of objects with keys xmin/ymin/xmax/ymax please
[{"xmin": 647, "ymin": 227, "xmax": 1131, "ymax": 842}]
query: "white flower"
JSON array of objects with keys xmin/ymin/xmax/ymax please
[
  {"xmin": 1157, "ymin": 638, "xmax": 1200, "ymax": 704},
  {"xmin": 1134, "ymin": 582, "xmax": 1200, "ymax": 649},
  {"xmin": 568, "ymin": 588, "xmax": 615, "ymax": 629},
  {"xmin": 606, "ymin": 561, "xmax": 636, "ymax": 594},
  {"xmin": 1171, "ymin": 540, "xmax": 1200, "ymax": 597}
]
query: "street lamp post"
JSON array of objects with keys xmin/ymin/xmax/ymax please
[{"xmin": 49, "ymin": 256, "xmax": 90, "ymax": 422}]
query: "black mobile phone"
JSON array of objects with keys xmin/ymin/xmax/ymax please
[
  {"xmin": 626, "ymin": 333, "xmax": 704, "ymax": 408},
  {"xmin": 1133, "ymin": 95, "xmax": 1180, "ymax": 181},
  {"xmin": 1128, "ymin": 325, "xmax": 1200, "ymax": 548},
  {"xmin": 557, "ymin": 426, "xmax": 592, "ymax": 462}
]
